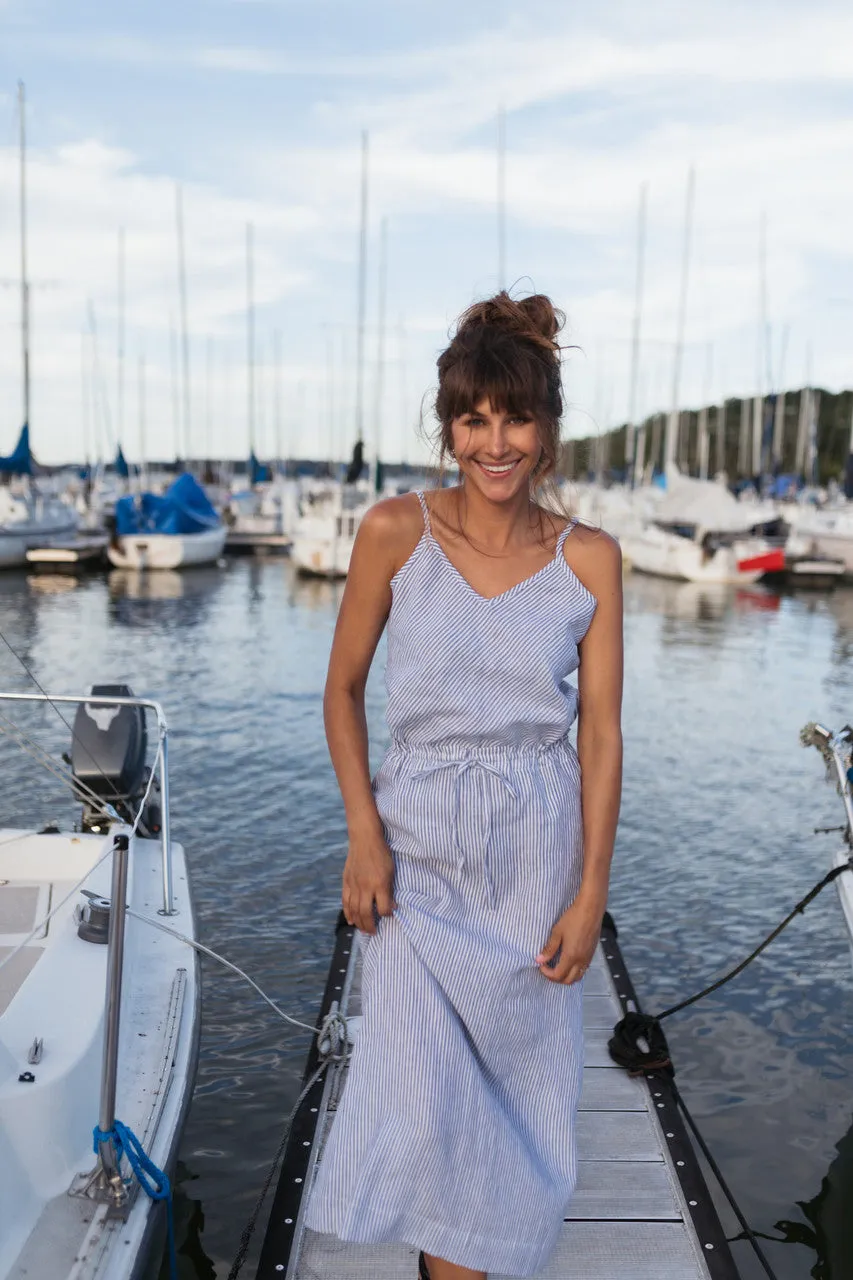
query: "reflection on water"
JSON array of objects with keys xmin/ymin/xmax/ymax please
[
  {"xmin": 773, "ymin": 1113, "xmax": 853, "ymax": 1279},
  {"xmin": 0, "ymin": 563, "xmax": 851, "ymax": 1280}
]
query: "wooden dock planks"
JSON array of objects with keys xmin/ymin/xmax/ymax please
[{"xmin": 257, "ymin": 921, "xmax": 736, "ymax": 1280}]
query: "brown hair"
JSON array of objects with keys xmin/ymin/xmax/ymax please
[{"xmin": 433, "ymin": 290, "xmax": 566, "ymax": 485}]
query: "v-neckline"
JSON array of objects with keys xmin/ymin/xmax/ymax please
[{"xmin": 426, "ymin": 530, "xmax": 560, "ymax": 603}]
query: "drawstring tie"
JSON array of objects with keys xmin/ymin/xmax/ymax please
[{"xmin": 411, "ymin": 758, "xmax": 519, "ymax": 907}]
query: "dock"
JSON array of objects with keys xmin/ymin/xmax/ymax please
[{"xmin": 256, "ymin": 916, "xmax": 738, "ymax": 1280}]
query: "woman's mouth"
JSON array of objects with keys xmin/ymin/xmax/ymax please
[{"xmin": 472, "ymin": 458, "xmax": 522, "ymax": 479}]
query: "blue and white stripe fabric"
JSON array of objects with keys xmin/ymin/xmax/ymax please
[{"xmin": 305, "ymin": 492, "xmax": 598, "ymax": 1276}]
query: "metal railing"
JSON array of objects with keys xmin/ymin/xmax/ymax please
[{"xmin": 0, "ymin": 690, "xmax": 174, "ymax": 915}]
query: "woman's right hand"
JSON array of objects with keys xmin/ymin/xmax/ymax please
[{"xmin": 342, "ymin": 826, "xmax": 396, "ymax": 934}]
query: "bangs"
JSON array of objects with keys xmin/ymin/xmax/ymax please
[{"xmin": 439, "ymin": 344, "xmax": 550, "ymax": 424}]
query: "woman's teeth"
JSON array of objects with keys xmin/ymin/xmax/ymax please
[{"xmin": 476, "ymin": 460, "xmax": 518, "ymax": 475}]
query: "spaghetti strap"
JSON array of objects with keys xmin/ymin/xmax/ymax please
[
  {"xmin": 415, "ymin": 489, "xmax": 431, "ymax": 534},
  {"xmin": 555, "ymin": 518, "xmax": 578, "ymax": 558}
]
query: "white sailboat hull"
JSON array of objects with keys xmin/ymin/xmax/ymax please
[
  {"xmin": 621, "ymin": 528, "xmax": 770, "ymax": 584},
  {"xmin": 291, "ymin": 531, "xmax": 356, "ymax": 578},
  {"xmin": 107, "ymin": 526, "xmax": 226, "ymax": 570},
  {"xmin": 0, "ymin": 829, "xmax": 199, "ymax": 1280}
]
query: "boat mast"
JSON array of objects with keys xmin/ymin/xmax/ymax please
[
  {"xmin": 354, "ymin": 133, "xmax": 369, "ymax": 458},
  {"xmin": 273, "ymin": 329, "xmax": 283, "ymax": 474},
  {"xmin": 752, "ymin": 210, "xmax": 767, "ymax": 478},
  {"xmin": 627, "ymin": 182, "xmax": 647, "ymax": 487},
  {"xmin": 246, "ymin": 222, "xmax": 256, "ymax": 465},
  {"xmin": 138, "ymin": 353, "xmax": 146, "ymax": 488},
  {"xmin": 175, "ymin": 185, "xmax": 191, "ymax": 466},
  {"xmin": 117, "ymin": 227, "xmax": 125, "ymax": 451},
  {"xmin": 771, "ymin": 323, "xmax": 789, "ymax": 471},
  {"xmin": 665, "ymin": 168, "xmax": 695, "ymax": 476},
  {"xmin": 497, "ymin": 105, "xmax": 507, "ymax": 289},
  {"xmin": 18, "ymin": 81, "xmax": 30, "ymax": 433},
  {"xmin": 372, "ymin": 217, "xmax": 388, "ymax": 492}
]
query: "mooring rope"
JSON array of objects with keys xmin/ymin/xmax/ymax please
[{"xmin": 608, "ymin": 859, "xmax": 852, "ymax": 1280}]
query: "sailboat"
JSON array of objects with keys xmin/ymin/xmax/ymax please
[
  {"xmin": 1, "ymin": 86, "xmax": 79, "ymax": 568},
  {"xmin": 290, "ymin": 133, "xmax": 377, "ymax": 579}
]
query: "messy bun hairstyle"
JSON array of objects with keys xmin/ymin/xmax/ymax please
[{"xmin": 434, "ymin": 290, "xmax": 566, "ymax": 485}]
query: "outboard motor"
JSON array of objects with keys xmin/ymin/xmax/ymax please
[{"xmin": 71, "ymin": 683, "xmax": 161, "ymax": 835}]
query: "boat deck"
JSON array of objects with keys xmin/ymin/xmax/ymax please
[{"xmin": 257, "ymin": 917, "xmax": 738, "ymax": 1280}]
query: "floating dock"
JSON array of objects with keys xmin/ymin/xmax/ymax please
[
  {"xmin": 256, "ymin": 916, "xmax": 739, "ymax": 1280},
  {"xmin": 224, "ymin": 531, "xmax": 292, "ymax": 555}
]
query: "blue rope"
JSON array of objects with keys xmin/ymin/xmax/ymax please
[{"xmin": 93, "ymin": 1120, "xmax": 178, "ymax": 1279}]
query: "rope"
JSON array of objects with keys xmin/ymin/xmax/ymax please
[
  {"xmin": 656, "ymin": 860, "xmax": 851, "ymax": 1022},
  {"xmin": 609, "ymin": 861, "xmax": 852, "ymax": 1074},
  {"xmin": 608, "ymin": 862, "xmax": 853, "ymax": 1279},
  {"xmin": 0, "ymin": 628, "xmax": 127, "ymax": 803},
  {"xmin": 0, "ymin": 710, "xmax": 118, "ymax": 824},
  {"xmin": 668, "ymin": 1080, "xmax": 779, "ymax": 1280},
  {"xmin": 92, "ymin": 1119, "xmax": 178, "ymax": 1280},
  {"xmin": 226, "ymin": 1009, "xmax": 350, "ymax": 1280},
  {"xmin": 126, "ymin": 908, "xmax": 318, "ymax": 1035}
]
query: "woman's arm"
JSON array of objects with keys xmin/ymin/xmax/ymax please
[
  {"xmin": 324, "ymin": 496, "xmax": 421, "ymax": 934},
  {"xmin": 537, "ymin": 529, "xmax": 624, "ymax": 983}
]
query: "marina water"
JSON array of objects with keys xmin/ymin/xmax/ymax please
[{"xmin": 1, "ymin": 562, "xmax": 851, "ymax": 1280}]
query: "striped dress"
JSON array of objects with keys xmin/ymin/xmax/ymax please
[{"xmin": 305, "ymin": 492, "xmax": 598, "ymax": 1276}]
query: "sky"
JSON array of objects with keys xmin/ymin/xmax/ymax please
[{"xmin": 0, "ymin": 0, "xmax": 852, "ymax": 465}]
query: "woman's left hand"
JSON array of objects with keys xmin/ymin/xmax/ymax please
[{"xmin": 535, "ymin": 896, "xmax": 604, "ymax": 985}]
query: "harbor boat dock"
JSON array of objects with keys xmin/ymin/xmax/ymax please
[{"xmin": 255, "ymin": 915, "xmax": 739, "ymax": 1280}]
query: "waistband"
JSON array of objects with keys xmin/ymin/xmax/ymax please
[{"xmin": 386, "ymin": 736, "xmax": 575, "ymax": 766}]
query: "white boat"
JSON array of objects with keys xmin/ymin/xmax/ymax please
[
  {"xmin": 290, "ymin": 481, "xmax": 374, "ymax": 578},
  {"xmin": 108, "ymin": 473, "xmax": 226, "ymax": 571},
  {"xmin": 620, "ymin": 474, "xmax": 784, "ymax": 584},
  {"xmin": 225, "ymin": 478, "xmax": 297, "ymax": 553},
  {"xmin": 800, "ymin": 723, "xmax": 853, "ymax": 964},
  {"xmin": 0, "ymin": 686, "xmax": 199, "ymax": 1280},
  {"xmin": 794, "ymin": 505, "xmax": 853, "ymax": 577},
  {"xmin": 108, "ymin": 524, "xmax": 226, "ymax": 570},
  {"xmin": 0, "ymin": 485, "xmax": 79, "ymax": 568}
]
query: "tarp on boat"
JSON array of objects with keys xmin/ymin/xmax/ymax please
[
  {"xmin": 0, "ymin": 425, "xmax": 32, "ymax": 476},
  {"xmin": 115, "ymin": 472, "xmax": 222, "ymax": 536},
  {"xmin": 655, "ymin": 474, "xmax": 762, "ymax": 534}
]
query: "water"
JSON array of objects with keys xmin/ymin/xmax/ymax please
[{"xmin": 1, "ymin": 562, "xmax": 852, "ymax": 1280}]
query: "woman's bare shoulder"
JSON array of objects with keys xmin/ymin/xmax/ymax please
[
  {"xmin": 563, "ymin": 520, "xmax": 623, "ymax": 596},
  {"xmin": 358, "ymin": 492, "xmax": 426, "ymax": 575}
]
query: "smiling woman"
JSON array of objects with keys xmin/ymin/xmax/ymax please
[{"xmin": 306, "ymin": 289, "xmax": 624, "ymax": 1280}]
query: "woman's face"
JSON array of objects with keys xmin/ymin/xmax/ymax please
[{"xmin": 450, "ymin": 397, "xmax": 543, "ymax": 502}]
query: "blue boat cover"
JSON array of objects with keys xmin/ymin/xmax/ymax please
[
  {"xmin": 0, "ymin": 425, "xmax": 32, "ymax": 475},
  {"xmin": 114, "ymin": 473, "xmax": 222, "ymax": 536}
]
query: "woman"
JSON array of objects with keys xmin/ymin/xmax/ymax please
[{"xmin": 305, "ymin": 291, "xmax": 623, "ymax": 1280}]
